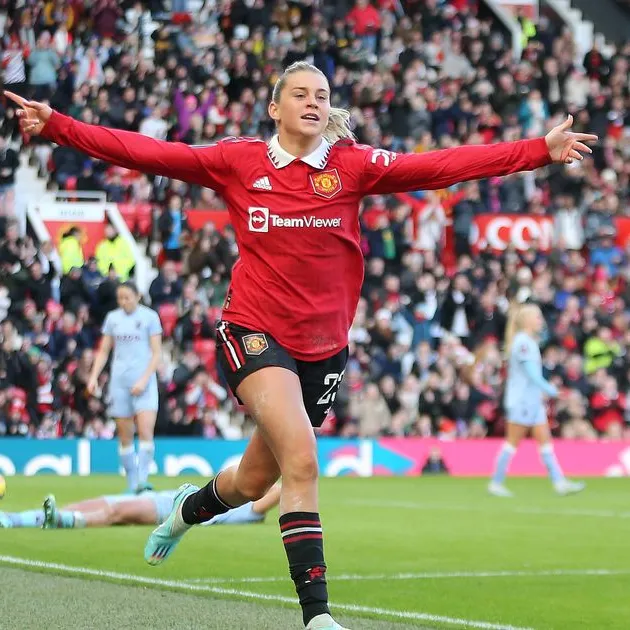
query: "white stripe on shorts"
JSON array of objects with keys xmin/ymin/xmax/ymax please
[{"xmin": 217, "ymin": 321, "xmax": 242, "ymax": 370}]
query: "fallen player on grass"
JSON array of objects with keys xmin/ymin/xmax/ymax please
[{"xmin": 0, "ymin": 484, "xmax": 281, "ymax": 529}]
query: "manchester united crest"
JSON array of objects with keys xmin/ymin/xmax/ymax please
[
  {"xmin": 243, "ymin": 333, "xmax": 269, "ymax": 356},
  {"xmin": 310, "ymin": 169, "xmax": 342, "ymax": 199}
]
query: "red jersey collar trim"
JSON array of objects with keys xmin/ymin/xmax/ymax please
[{"xmin": 267, "ymin": 135, "xmax": 332, "ymax": 170}]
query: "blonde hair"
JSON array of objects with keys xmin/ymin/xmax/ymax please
[
  {"xmin": 271, "ymin": 61, "xmax": 355, "ymax": 143},
  {"xmin": 504, "ymin": 303, "xmax": 540, "ymax": 356}
]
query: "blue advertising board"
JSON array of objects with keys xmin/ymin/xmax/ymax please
[{"xmin": 0, "ymin": 438, "xmax": 411, "ymax": 477}]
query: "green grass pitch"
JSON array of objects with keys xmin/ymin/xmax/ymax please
[{"xmin": 0, "ymin": 475, "xmax": 628, "ymax": 629}]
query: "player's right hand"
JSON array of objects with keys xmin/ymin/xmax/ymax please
[{"xmin": 4, "ymin": 91, "xmax": 52, "ymax": 136}]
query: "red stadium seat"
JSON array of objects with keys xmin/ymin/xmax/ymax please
[
  {"xmin": 193, "ymin": 338, "xmax": 216, "ymax": 370},
  {"xmin": 135, "ymin": 203, "xmax": 153, "ymax": 237},
  {"xmin": 158, "ymin": 303, "xmax": 179, "ymax": 338},
  {"xmin": 193, "ymin": 338, "xmax": 216, "ymax": 354},
  {"xmin": 118, "ymin": 203, "xmax": 137, "ymax": 232}
]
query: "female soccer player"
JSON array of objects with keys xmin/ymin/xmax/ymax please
[
  {"xmin": 87, "ymin": 281, "xmax": 163, "ymax": 494},
  {"xmin": 488, "ymin": 303, "xmax": 585, "ymax": 497},
  {"xmin": 6, "ymin": 64, "xmax": 596, "ymax": 630},
  {"xmin": 0, "ymin": 484, "xmax": 280, "ymax": 529}
]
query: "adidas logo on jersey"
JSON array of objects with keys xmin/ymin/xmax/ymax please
[{"xmin": 253, "ymin": 176, "xmax": 272, "ymax": 191}]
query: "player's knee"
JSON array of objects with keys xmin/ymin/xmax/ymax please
[
  {"xmin": 282, "ymin": 450, "xmax": 319, "ymax": 485},
  {"xmin": 107, "ymin": 505, "xmax": 121, "ymax": 525}
]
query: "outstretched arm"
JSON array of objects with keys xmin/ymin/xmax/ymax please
[
  {"xmin": 361, "ymin": 116, "xmax": 597, "ymax": 196},
  {"xmin": 5, "ymin": 91, "xmax": 231, "ymax": 191}
]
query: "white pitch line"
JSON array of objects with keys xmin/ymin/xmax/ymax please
[
  {"xmin": 185, "ymin": 568, "xmax": 630, "ymax": 585},
  {"xmin": 0, "ymin": 555, "xmax": 532, "ymax": 630},
  {"xmin": 344, "ymin": 499, "xmax": 630, "ymax": 519}
]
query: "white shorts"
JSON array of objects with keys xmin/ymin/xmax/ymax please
[
  {"xmin": 108, "ymin": 376, "xmax": 158, "ymax": 418},
  {"xmin": 505, "ymin": 404, "xmax": 547, "ymax": 427},
  {"xmin": 103, "ymin": 491, "xmax": 177, "ymax": 524}
]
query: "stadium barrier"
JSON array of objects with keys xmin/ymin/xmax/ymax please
[{"xmin": 1, "ymin": 439, "xmax": 629, "ymax": 477}]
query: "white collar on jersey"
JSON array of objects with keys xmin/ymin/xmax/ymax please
[{"xmin": 266, "ymin": 135, "xmax": 332, "ymax": 170}]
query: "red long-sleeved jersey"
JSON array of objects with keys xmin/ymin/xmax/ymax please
[{"xmin": 41, "ymin": 112, "xmax": 551, "ymax": 360}]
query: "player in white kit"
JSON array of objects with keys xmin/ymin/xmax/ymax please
[
  {"xmin": 489, "ymin": 304, "xmax": 585, "ymax": 497},
  {"xmin": 88, "ymin": 281, "xmax": 163, "ymax": 494},
  {"xmin": 0, "ymin": 484, "xmax": 281, "ymax": 529}
]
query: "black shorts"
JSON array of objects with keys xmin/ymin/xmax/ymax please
[{"xmin": 216, "ymin": 321, "xmax": 348, "ymax": 428}]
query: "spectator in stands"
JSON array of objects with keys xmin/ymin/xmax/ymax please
[
  {"xmin": 60, "ymin": 265, "xmax": 91, "ymax": 312},
  {"xmin": 139, "ymin": 105, "xmax": 168, "ymax": 141},
  {"xmin": 350, "ymin": 382, "xmax": 392, "ymax": 437},
  {"xmin": 76, "ymin": 162, "xmax": 102, "ymax": 193},
  {"xmin": 91, "ymin": 0, "xmax": 121, "ymax": 40},
  {"xmin": 590, "ymin": 235, "xmax": 624, "ymax": 278},
  {"xmin": 453, "ymin": 182, "xmax": 483, "ymax": 258},
  {"xmin": 442, "ymin": 39, "xmax": 475, "ymax": 80},
  {"xmin": 91, "ymin": 264, "xmax": 118, "ymax": 325},
  {"xmin": 470, "ymin": 291, "xmax": 506, "ymax": 348},
  {"xmin": 49, "ymin": 310, "xmax": 90, "ymax": 364},
  {"xmin": 0, "ymin": 328, "xmax": 36, "ymax": 416},
  {"xmin": 158, "ymin": 195, "xmax": 188, "ymax": 262},
  {"xmin": 149, "ymin": 260, "xmax": 182, "ymax": 308},
  {"xmin": 38, "ymin": 241, "xmax": 62, "ymax": 300},
  {"xmin": 25, "ymin": 260, "xmax": 54, "ymax": 311},
  {"xmin": 58, "ymin": 227, "xmax": 84, "ymax": 275},
  {"xmin": 130, "ymin": 174, "xmax": 152, "ymax": 203},
  {"xmin": 178, "ymin": 273, "xmax": 208, "ymax": 311},
  {"xmin": 584, "ymin": 326, "xmax": 622, "ymax": 376},
  {"xmin": 171, "ymin": 345, "xmax": 201, "ymax": 398},
  {"xmin": 75, "ymin": 46, "xmax": 105, "ymax": 89},
  {"xmin": 186, "ymin": 230, "xmax": 224, "ymax": 279},
  {"xmin": 0, "ymin": 220, "xmax": 23, "ymax": 270},
  {"xmin": 591, "ymin": 375, "xmax": 627, "ymax": 438},
  {"xmin": 104, "ymin": 174, "xmax": 127, "ymax": 203},
  {"xmin": 556, "ymin": 390, "xmax": 596, "ymax": 440},
  {"xmin": 175, "ymin": 301, "xmax": 213, "ymax": 345},
  {"xmin": 519, "ymin": 89, "xmax": 550, "ymax": 137},
  {"xmin": 50, "ymin": 145, "xmax": 84, "ymax": 189},
  {"xmin": 440, "ymin": 274, "xmax": 477, "ymax": 347},
  {"xmin": 95, "ymin": 224, "xmax": 134, "ymax": 281},
  {"xmin": 347, "ymin": 0, "xmax": 382, "ymax": 55},
  {"xmin": 415, "ymin": 191, "xmax": 447, "ymax": 253},
  {"xmin": 27, "ymin": 32, "xmax": 60, "ymax": 101},
  {"xmin": 1, "ymin": 37, "xmax": 27, "ymax": 98},
  {"xmin": 553, "ymin": 193, "xmax": 584, "ymax": 250},
  {"xmin": 0, "ymin": 135, "xmax": 19, "ymax": 215},
  {"xmin": 82, "ymin": 255, "xmax": 104, "ymax": 297}
]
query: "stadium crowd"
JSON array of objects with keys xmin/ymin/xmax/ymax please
[{"xmin": 0, "ymin": 0, "xmax": 628, "ymax": 441}]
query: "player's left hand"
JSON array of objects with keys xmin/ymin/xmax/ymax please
[
  {"xmin": 131, "ymin": 380, "xmax": 147, "ymax": 396},
  {"xmin": 545, "ymin": 115, "xmax": 598, "ymax": 165}
]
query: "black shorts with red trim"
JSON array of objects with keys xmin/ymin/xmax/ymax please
[{"xmin": 216, "ymin": 321, "xmax": 348, "ymax": 428}]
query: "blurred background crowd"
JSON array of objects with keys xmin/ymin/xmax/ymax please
[{"xmin": 0, "ymin": 0, "xmax": 629, "ymax": 441}]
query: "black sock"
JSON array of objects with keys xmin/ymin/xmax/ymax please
[
  {"xmin": 181, "ymin": 476, "xmax": 234, "ymax": 525},
  {"xmin": 280, "ymin": 512, "xmax": 329, "ymax": 626}
]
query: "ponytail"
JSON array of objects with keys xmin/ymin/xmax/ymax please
[
  {"xmin": 503, "ymin": 303, "xmax": 521, "ymax": 358},
  {"xmin": 323, "ymin": 106, "xmax": 354, "ymax": 143}
]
